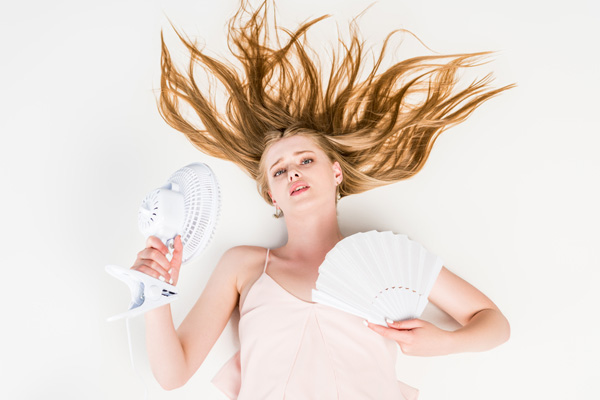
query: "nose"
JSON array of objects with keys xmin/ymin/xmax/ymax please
[{"xmin": 288, "ymin": 169, "xmax": 300, "ymax": 181}]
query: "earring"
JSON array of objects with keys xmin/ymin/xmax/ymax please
[{"xmin": 273, "ymin": 205, "xmax": 283, "ymax": 218}]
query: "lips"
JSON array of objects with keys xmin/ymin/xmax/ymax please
[{"xmin": 290, "ymin": 181, "xmax": 310, "ymax": 196}]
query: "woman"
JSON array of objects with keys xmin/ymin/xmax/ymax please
[{"xmin": 131, "ymin": 1, "xmax": 512, "ymax": 398}]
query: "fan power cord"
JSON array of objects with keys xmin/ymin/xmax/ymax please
[{"xmin": 125, "ymin": 317, "xmax": 149, "ymax": 400}]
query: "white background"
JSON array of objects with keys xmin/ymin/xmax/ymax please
[{"xmin": 1, "ymin": 0, "xmax": 599, "ymax": 399}]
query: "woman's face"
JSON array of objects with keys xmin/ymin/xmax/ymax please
[{"xmin": 263, "ymin": 135, "xmax": 342, "ymax": 217}]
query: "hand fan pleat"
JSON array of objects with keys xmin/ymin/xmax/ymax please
[{"xmin": 312, "ymin": 230, "xmax": 443, "ymax": 326}]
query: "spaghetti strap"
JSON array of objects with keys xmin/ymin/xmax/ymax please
[
  {"xmin": 263, "ymin": 248, "xmax": 270, "ymax": 274},
  {"xmin": 213, "ymin": 245, "xmax": 416, "ymax": 399}
]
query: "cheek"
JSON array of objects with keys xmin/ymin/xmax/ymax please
[
  {"xmin": 267, "ymin": 178, "xmax": 284, "ymax": 199},
  {"xmin": 317, "ymin": 164, "xmax": 337, "ymax": 184}
]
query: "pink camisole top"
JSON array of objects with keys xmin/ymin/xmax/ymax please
[{"xmin": 211, "ymin": 248, "xmax": 419, "ymax": 399}]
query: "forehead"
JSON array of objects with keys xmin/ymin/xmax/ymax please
[{"xmin": 263, "ymin": 135, "xmax": 325, "ymax": 166}]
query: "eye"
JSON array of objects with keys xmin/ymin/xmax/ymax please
[
  {"xmin": 273, "ymin": 168, "xmax": 285, "ymax": 177},
  {"xmin": 301, "ymin": 158, "xmax": 313, "ymax": 165}
]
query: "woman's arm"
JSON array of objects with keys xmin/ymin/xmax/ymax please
[
  {"xmin": 427, "ymin": 266, "xmax": 510, "ymax": 353},
  {"xmin": 162, "ymin": 246, "xmax": 246, "ymax": 388},
  {"xmin": 138, "ymin": 240, "xmax": 244, "ymax": 390},
  {"xmin": 367, "ymin": 267, "xmax": 510, "ymax": 356}
]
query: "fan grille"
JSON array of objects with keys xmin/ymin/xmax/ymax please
[{"xmin": 168, "ymin": 164, "xmax": 220, "ymax": 264}]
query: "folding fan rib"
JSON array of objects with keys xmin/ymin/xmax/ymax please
[{"xmin": 312, "ymin": 231, "xmax": 444, "ymax": 327}]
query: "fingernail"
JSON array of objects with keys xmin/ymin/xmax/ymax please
[
  {"xmin": 385, "ymin": 317, "xmax": 394, "ymax": 325},
  {"xmin": 169, "ymin": 278, "xmax": 173, "ymax": 285},
  {"xmin": 158, "ymin": 275, "xmax": 166, "ymax": 282},
  {"xmin": 362, "ymin": 320, "xmax": 368, "ymax": 327}
]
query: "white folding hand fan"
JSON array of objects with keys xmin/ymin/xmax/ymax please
[
  {"xmin": 311, "ymin": 230, "xmax": 443, "ymax": 326},
  {"xmin": 106, "ymin": 162, "xmax": 220, "ymax": 321}
]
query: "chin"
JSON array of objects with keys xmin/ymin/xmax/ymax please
[{"xmin": 285, "ymin": 198, "xmax": 335, "ymax": 216}]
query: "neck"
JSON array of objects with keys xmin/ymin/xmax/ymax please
[{"xmin": 280, "ymin": 206, "xmax": 343, "ymax": 263}]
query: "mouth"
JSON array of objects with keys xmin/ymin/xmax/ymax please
[{"xmin": 290, "ymin": 184, "xmax": 310, "ymax": 196}]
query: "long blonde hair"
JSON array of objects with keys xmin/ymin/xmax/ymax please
[{"xmin": 158, "ymin": 0, "xmax": 515, "ymax": 205}]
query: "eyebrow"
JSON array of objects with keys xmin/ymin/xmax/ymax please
[{"xmin": 269, "ymin": 150, "xmax": 315, "ymax": 172}]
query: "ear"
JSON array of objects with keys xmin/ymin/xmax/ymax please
[
  {"xmin": 332, "ymin": 161, "xmax": 343, "ymax": 185},
  {"xmin": 268, "ymin": 191, "xmax": 276, "ymax": 205}
]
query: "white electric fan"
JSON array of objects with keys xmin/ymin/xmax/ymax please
[
  {"xmin": 312, "ymin": 230, "xmax": 444, "ymax": 326},
  {"xmin": 106, "ymin": 162, "xmax": 220, "ymax": 321}
]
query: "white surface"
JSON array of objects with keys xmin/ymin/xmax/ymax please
[{"xmin": 1, "ymin": 0, "xmax": 598, "ymax": 399}]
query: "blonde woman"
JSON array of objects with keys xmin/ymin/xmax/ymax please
[{"xmin": 131, "ymin": 1, "xmax": 513, "ymax": 398}]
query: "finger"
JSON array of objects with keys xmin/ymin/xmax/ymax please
[
  {"xmin": 386, "ymin": 318, "xmax": 422, "ymax": 330},
  {"xmin": 169, "ymin": 266, "xmax": 179, "ymax": 286},
  {"xmin": 146, "ymin": 235, "xmax": 169, "ymax": 255},
  {"xmin": 170, "ymin": 235, "xmax": 183, "ymax": 271},
  {"xmin": 365, "ymin": 321, "xmax": 396, "ymax": 339},
  {"xmin": 166, "ymin": 236, "xmax": 182, "ymax": 284},
  {"xmin": 136, "ymin": 256, "xmax": 171, "ymax": 282},
  {"xmin": 133, "ymin": 264, "xmax": 165, "ymax": 281},
  {"xmin": 138, "ymin": 247, "xmax": 172, "ymax": 273},
  {"xmin": 366, "ymin": 321, "xmax": 414, "ymax": 343}
]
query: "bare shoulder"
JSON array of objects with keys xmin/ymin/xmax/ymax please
[{"xmin": 218, "ymin": 245, "xmax": 268, "ymax": 295}]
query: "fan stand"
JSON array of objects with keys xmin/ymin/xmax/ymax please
[{"xmin": 106, "ymin": 265, "xmax": 178, "ymax": 321}]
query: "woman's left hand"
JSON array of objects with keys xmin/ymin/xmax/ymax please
[{"xmin": 366, "ymin": 318, "xmax": 454, "ymax": 357}]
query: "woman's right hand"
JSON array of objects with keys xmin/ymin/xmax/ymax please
[{"xmin": 131, "ymin": 235, "xmax": 183, "ymax": 285}]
